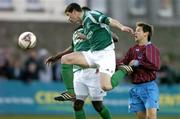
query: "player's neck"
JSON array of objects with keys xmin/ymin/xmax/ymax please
[{"xmin": 138, "ymin": 39, "xmax": 148, "ymax": 46}]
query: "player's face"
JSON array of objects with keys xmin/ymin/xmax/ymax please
[
  {"xmin": 65, "ymin": 10, "xmax": 79, "ymax": 23},
  {"xmin": 134, "ymin": 26, "xmax": 145, "ymax": 43}
]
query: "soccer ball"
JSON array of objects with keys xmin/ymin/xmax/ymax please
[{"xmin": 18, "ymin": 32, "xmax": 37, "ymax": 49}]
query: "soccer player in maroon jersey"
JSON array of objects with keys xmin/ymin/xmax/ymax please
[{"xmin": 117, "ymin": 22, "xmax": 160, "ymax": 119}]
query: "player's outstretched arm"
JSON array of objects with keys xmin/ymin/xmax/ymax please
[
  {"xmin": 109, "ymin": 18, "xmax": 134, "ymax": 34},
  {"xmin": 45, "ymin": 46, "xmax": 72, "ymax": 66}
]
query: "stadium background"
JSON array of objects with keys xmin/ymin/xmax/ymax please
[{"xmin": 0, "ymin": 0, "xmax": 180, "ymax": 119}]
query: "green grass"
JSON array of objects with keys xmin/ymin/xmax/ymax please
[{"xmin": 0, "ymin": 115, "xmax": 180, "ymax": 119}]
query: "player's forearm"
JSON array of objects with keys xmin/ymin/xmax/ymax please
[
  {"xmin": 109, "ymin": 18, "xmax": 124, "ymax": 31},
  {"xmin": 129, "ymin": 56, "xmax": 160, "ymax": 71},
  {"xmin": 138, "ymin": 61, "xmax": 160, "ymax": 71},
  {"xmin": 54, "ymin": 46, "xmax": 73, "ymax": 60}
]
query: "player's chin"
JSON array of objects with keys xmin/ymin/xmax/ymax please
[
  {"xmin": 70, "ymin": 19, "xmax": 77, "ymax": 23},
  {"xmin": 134, "ymin": 38, "xmax": 138, "ymax": 42},
  {"xmin": 69, "ymin": 19, "xmax": 74, "ymax": 23}
]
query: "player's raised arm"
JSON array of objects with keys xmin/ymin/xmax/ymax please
[
  {"xmin": 109, "ymin": 18, "xmax": 134, "ymax": 34},
  {"xmin": 45, "ymin": 46, "xmax": 72, "ymax": 66}
]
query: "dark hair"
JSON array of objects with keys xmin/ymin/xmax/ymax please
[
  {"xmin": 65, "ymin": 3, "xmax": 82, "ymax": 13},
  {"xmin": 136, "ymin": 22, "xmax": 153, "ymax": 41},
  {"xmin": 81, "ymin": 6, "xmax": 91, "ymax": 11}
]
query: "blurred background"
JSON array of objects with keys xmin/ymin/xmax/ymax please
[{"xmin": 0, "ymin": 0, "xmax": 180, "ymax": 119}]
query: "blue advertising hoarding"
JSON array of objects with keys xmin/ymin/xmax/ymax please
[{"xmin": 0, "ymin": 80, "xmax": 180, "ymax": 115}]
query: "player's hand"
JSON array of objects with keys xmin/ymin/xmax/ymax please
[
  {"xmin": 129, "ymin": 60, "xmax": 135, "ymax": 66},
  {"xmin": 76, "ymin": 32, "xmax": 87, "ymax": 40},
  {"xmin": 129, "ymin": 60, "xmax": 139, "ymax": 67},
  {"xmin": 45, "ymin": 56, "xmax": 57, "ymax": 66},
  {"xmin": 121, "ymin": 26, "xmax": 134, "ymax": 34}
]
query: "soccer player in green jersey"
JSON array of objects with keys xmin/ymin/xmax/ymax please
[
  {"xmin": 72, "ymin": 26, "xmax": 112, "ymax": 119},
  {"xmin": 46, "ymin": 25, "xmax": 113, "ymax": 119},
  {"xmin": 53, "ymin": 3, "xmax": 133, "ymax": 101}
]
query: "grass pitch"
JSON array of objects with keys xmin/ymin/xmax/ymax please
[{"xmin": 0, "ymin": 115, "xmax": 179, "ymax": 119}]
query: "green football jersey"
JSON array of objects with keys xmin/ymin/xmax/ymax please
[
  {"xmin": 82, "ymin": 10, "xmax": 114, "ymax": 51},
  {"xmin": 72, "ymin": 27, "xmax": 90, "ymax": 72},
  {"xmin": 72, "ymin": 27, "xmax": 90, "ymax": 52}
]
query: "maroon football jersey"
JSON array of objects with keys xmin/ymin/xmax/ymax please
[{"xmin": 117, "ymin": 42, "xmax": 160, "ymax": 84}]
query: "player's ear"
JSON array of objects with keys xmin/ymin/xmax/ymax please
[{"xmin": 144, "ymin": 32, "xmax": 149, "ymax": 37}]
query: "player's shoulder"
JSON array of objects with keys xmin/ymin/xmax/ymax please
[
  {"xmin": 146, "ymin": 42, "xmax": 158, "ymax": 48},
  {"xmin": 146, "ymin": 42, "xmax": 160, "ymax": 52},
  {"xmin": 89, "ymin": 10, "xmax": 103, "ymax": 15}
]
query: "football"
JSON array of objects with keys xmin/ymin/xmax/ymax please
[{"xmin": 18, "ymin": 31, "xmax": 37, "ymax": 49}]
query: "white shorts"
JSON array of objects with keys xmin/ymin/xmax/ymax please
[
  {"xmin": 82, "ymin": 44, "xmax": 116, "ymax": 76},
  {"xmin": 73, "ymin": 68, "xmax": 106, "ymax": 101}
]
